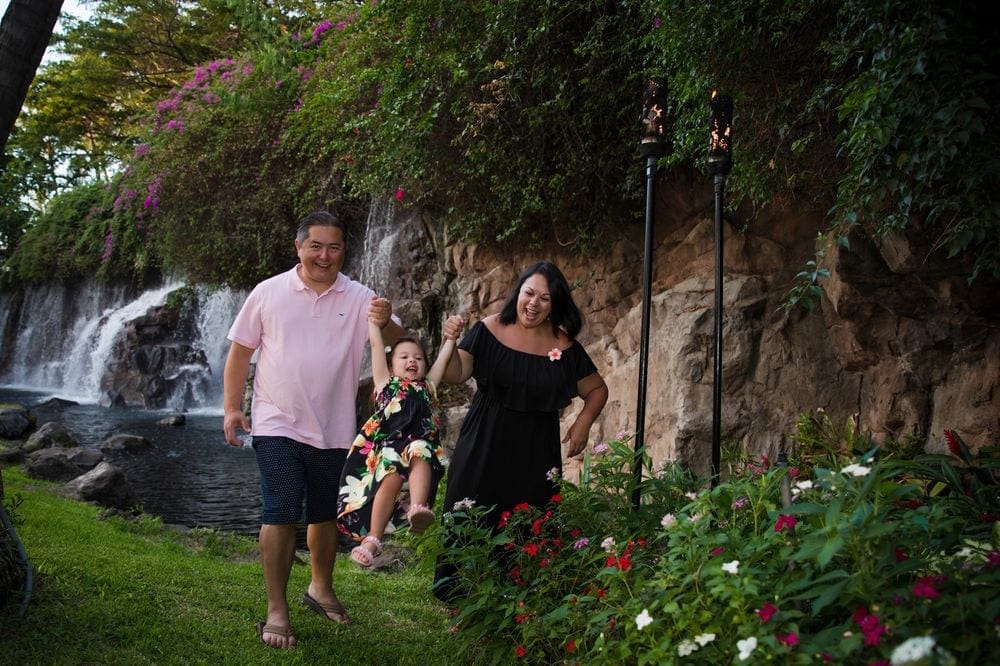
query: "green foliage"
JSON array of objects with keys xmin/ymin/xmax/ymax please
[
  {"xmin": 640, "ymin": 0, "xmax": 998, "ymax": 298},
  {"xmin": 437, "ymin": 433, "xmax": 1000, "ymax": 664},
  {"xmin": 2, "ymin": 1, "xmax": 996, "ymax": 291},
  {"xmin": 0, "ymin": 182, "xmax": 114, "ymax": 285}
]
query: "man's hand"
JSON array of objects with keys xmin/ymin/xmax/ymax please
[{"xmin": 368, "ymin": 296, "xmax": 392, "ymax": 328}]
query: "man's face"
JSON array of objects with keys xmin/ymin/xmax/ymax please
[{"xmin": 295, "ymin": 225, "xmax": 345, "ymax": 289}]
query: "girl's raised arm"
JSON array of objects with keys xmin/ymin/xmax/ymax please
[{"xmin": 368, "ymin": 318, "xmax": 391, "ymax": 392}]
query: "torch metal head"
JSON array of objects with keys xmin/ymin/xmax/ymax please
[
  {"xmin": 640, "ymin": 77, "xmax": 670, "ymax": 158},
  {"xmin": 707, "ymin": 91, "xmax": 733, "ymax": 176}
]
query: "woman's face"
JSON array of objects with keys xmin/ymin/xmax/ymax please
[
  {"xmin": 391, "ymin": 341, "xmax": 428, "ymax": 381},
  {"xmin": 516, "ymin": 273, "xmax": 552, "ymax": 329}
]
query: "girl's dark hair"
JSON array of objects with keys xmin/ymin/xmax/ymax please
[
  {"xmin": 498, "ymin": 261, "xmax": 583, "ymax": 339},
  {"xmin": 386, "ymin": 336, "xmax": 428, "ymax": 367}
]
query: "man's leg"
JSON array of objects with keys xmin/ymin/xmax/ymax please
[
  {"xmin": 259, "ymin": 523, "xmax": 297, "ymax": 648},
  {"xmin": 305, "ymin": 520, "xmax": 350, "ymax": 622}
]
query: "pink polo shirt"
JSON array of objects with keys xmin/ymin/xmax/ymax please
[{"xmin": 227, "ymin": 265, "xmax": 374, "ymax": 450}]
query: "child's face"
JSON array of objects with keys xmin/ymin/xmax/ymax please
[{"xmin": 391, "ymin": 341, "xmax": 428, "ymax": 381}]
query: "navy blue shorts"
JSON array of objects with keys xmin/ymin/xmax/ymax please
[{"xmin": 252, "ymin": 436, "xmax": 347, "ymax": 525}]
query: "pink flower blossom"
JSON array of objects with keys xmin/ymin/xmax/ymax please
[
  {"xmin": 776, "ymin": 632, "xmax": 799, "ymax": 647},
  {"xmin": 774, "ymin": 514, "xmax": 797, "ymax": 532},
  {"xmin": 394, "ymin": 188, "xmax": 405, "ymax": 202},
  {"xmin": 547, "ymin": 347, "xmax": 562, "ymax": 362},
  {"xmin": 756, "ymin": 602, "xmax": 777, "ymax": 623},
  {"xmin": 912, "ymin": 575, "xmax": 945, "ymax": 599}
]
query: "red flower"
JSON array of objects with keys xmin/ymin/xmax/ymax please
[
  {"xmin": 566, "ymin": 639, "xmax": 577, "ymax": 653},
  {"xmin": 912, "ymin": 575, "xmax": 945, "ymax": 599},
  {"xmin": 550, "ymin": 493, "xmax": 562, "ymax": 503},
  {"xmin": 596, "ymin": 588, "xmax": 607, "ymax": 598},
  {"xmin": 514, "ymin": 502, "xmax": 531, "ymax": 512},
  {"xmin": 516, "ymin": 645, "xmax": 526, "ymax": 658},
  {"xmin": 515, "ymin": 613, "xmax": 530, "ymax": 624},
  {"xmin": 854, "ymin": 607, "xmax": 889, "ymax": 646},
  {"xmin": 710, "ymin": 546, "xmax": 725, "ymax": 556},
  {"xmin": 756, "ymin": 602, "xmax": 778, "ymax": 623},
  {"xmin": 539, "ymin": 558, "xmax": 549, "ymax": 568},
  {"xmin": 943, "ymin": 429, "xmax": 963, "ymax": 458},
  {"xmin": 524, "ymin": 543, "xmax": 539, "ymax": 557},
  {"xmin": 894, "ymin": 547, "xmax": 908, "ymax": 562},
  {"xmin": 498, "ymin": 510, "xmax": 512, "ymax": 528},
  {"xmin": 777, "ymin": 632, "xmax": 799, "ymax": 647},
  {"xmin": 987, "ymin": 551, "xmax": 1000, "ymax": 569},
  {"xmin": 394, "ymin": 187, "xmax": 405, "ymax": 202},
  {"xmin": 774, "ymin": 514, "xmax": 797, "ymax": 532},
  {"xmin": 531, "ymin": 518, "xmax": 544, "ymax": 535}
]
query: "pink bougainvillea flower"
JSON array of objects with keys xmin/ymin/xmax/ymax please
[
  {"xmin": 394, "ymin": 188, "xmax": 405, "ymax": 201},
  {"xmin": 547, "ymin": 347, "xmax": 562, "ymax": 361},
  {"xmin": 756, "ymin": 602, "xmax": 778, "ymax": 623},
  {"xmin": 774, "ymin": 514, "xmax": 797, "ymax": 532}
]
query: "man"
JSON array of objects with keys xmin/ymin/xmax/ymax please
[{"xmin": 223, "ymin": 210, "xmax": 403, "ymax": 649}]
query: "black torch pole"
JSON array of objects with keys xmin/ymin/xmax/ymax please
[
  {"xmin": 711, "ymin": 173, "xmax": 724, "ymax": 485},
  {"xmin": 633, "ymin": 78, "xmax": 669, "ymax": 510},
  {"xmin": 707, "ymin": 92, "xmax": 733, "ymax": 487}
]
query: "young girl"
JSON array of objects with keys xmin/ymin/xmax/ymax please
[{"xmin": 336, "ymin": 315, "xmax": 460, "ymax": 567}]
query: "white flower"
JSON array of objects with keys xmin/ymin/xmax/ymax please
[
  {"xmin": 685, "ymin": 491, "xmax": 698, "ymax": 500},
  {"xmin": 677, "ymin": 639, "xmax": 698, "ymax": 656},
  {"xmin": 890, "ymin": 636, "xmax": 937, "ymax": 665},
  {"xmin": 694, "ymin": 633, "xmax": 716, "ymax": 646},
  {"xmin": 339, "ymin": 475, "xmax": 369, "ymax": 512},
  {"xmin": 722, "ymin": 560, "xmax": 740, "ymax": 574},
  {"xmin": 793, "ymin": 479, "xmax": 814, "ymax": 493},
  {"xmin": 737, "ymin": 636, "xmax": 758, "ymax": 661},
  {"xmin": 601, "ymin": 536, "xmax": 616, "ymax": 553},
  {"xmin": 452, "ymin": 498, "xmax": 476, "ymax": 511},
  {"xmin": 635, "ymin": 608, "xmax": 653, "ymax": 630},
  {"xmin": 841, "ymin": 463, "xmax": 871, "ymax": 477},
  {"xmin": 545, "ymin": 466, "xmax": 561, "ymax": 481},
  {"xmin": 689, "ymin": 513, "xmax": 702, "ymax": 522},
  {"xmin": 660, "ymin": 513, "xmax": 677, "ymax": 528},
  {"xmin": 383, "ymin": 396, "xmax": 402, "ymax": 416}
]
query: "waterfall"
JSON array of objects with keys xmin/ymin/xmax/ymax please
[
  {"xmin": 0, "ymin": 280, "xmax": 244, "ymax": 411},
  {"xmin": 356, "ymin": 194, "xmax": 401, "ymax": 296}
]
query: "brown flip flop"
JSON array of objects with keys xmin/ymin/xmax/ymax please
[
  {"xmin": 256, "ymin": 620, "xmax": 296, "ymax": 649},
  {"xmin": 302, "ymin": 592, "xmax": 351, "ymax": 624}
]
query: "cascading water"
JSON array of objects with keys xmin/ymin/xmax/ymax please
[
  {"xmin": 356, "ymin": 194, "xmax": 401, "ymax": 296},
  {"xmin": 0, "ymin": 280, "xmax": 244, "ymax": 411}
]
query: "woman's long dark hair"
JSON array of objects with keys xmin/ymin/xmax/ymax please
[{"xmin": 498, "ymin": 261, "xmax": 583, "ymax": 339}]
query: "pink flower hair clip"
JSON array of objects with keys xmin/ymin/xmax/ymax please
[{"xmin": 547, "ymin": 347, "xmax": 562, "ymax": 362}]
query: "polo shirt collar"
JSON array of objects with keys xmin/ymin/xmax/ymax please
[{"xmin": 291, "ymin": 264, "xmax": 347, "ymax": 296}]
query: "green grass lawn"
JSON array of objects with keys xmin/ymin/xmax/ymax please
[{"xmin": 0, "ymin": 466, "xmax": 484, "ymax": 665}]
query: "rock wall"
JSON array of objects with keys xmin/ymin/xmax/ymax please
[{"xmin": 397, "ymin": 168, "xmax": 998, "ymax": 473}]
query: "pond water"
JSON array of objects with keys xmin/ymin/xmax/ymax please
[{"xmin": 2, "ymin": 387, "xmax": 262, "ymax": 536}]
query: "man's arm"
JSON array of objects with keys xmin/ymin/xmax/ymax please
[{"xmin": 222, "ymin": 341, "xmax": 254, "ymax": 446}]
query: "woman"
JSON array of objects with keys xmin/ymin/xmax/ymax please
[{"xmin": 433, "ymin": 260, "xmax": 608, "ymax": 601}]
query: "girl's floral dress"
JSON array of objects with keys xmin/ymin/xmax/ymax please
[{"xmin": 336, "ymin": 376, "xmax": 445, "ymax": 542}]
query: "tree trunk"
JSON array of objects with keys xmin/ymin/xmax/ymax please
[{"xmin": 0, "ymin": 0, "xmax": 64, "ymax": 156}]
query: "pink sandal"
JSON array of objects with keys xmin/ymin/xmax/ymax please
[
  {"xmin": 350, "ymin": 535, "xmax": 382, "ymax": 567},
  {"xmin": 407, "ymin": 503, "xmax": 435, "ymax": 534}
]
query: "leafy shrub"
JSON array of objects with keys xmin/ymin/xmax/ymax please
[{"xmin": 435, "ymin": 430, "xmax": 1000, "ymax": 663}]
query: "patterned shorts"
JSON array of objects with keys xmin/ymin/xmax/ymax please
[{"xmin": 252, "ymin": 436, "xmax": 347, "ymax": 525}]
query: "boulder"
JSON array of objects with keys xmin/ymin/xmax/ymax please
[
  {"xmin": 158, "ymin": 414, "xmax": 185, "ymax": 426},
  {"xmin": 100, "ymin": 433, "xmax": 152, "ymax": 452},
  {"xmin": 99, "ymin": 390, "xmax": 127, "ymax": 409},
  {"xmin": 24, "ymin": 421, "xmax": 77, "ymax": 452},
  {"xmin": 0, "ymin": 405, "xmax": 33, "ymax": 439},
  {"xmin": 24, "ymin": 447, "xmax": 84, "ymax": 482},
  {"xmin": 64, "ymin": 462, "xmax": 139, "ymax": 510},
  {"xmin": 67, "ymin": 447, "xmax": 104, "ymax": 471}
]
